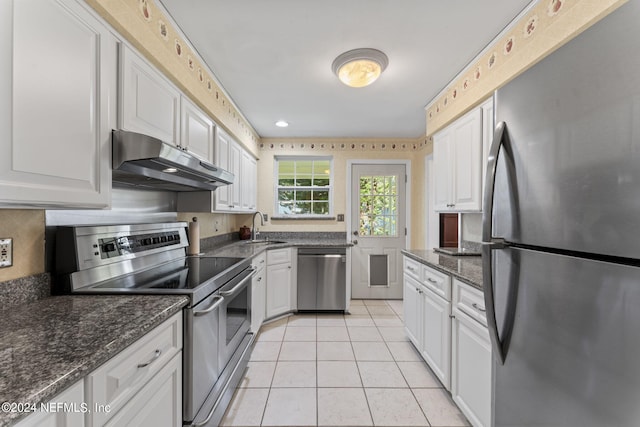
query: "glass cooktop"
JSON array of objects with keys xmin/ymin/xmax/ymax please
[{"xmin": 94, "ymin": 256, "xmax": 245, "ymax": 290}]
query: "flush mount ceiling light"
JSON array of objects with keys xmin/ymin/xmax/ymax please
[
  {"xmin": 332, "ymin": 48, "xmax": 388, "ymax": 88},
  {"xmin": 275, "ymin": 120, "xmax": 289, "ymax": 128}
]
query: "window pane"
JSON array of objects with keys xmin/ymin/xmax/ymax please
[
  {"xmin": 278, "ymin": 178, "xmax": 294, "ymax": 186},
  {"xmin": 278, "ymin": 201, "xmax": 294, "ymax": 215},
  {"xmin": 278, "ymin": 190, "xmax": 294, "ymax": 201},
  {"xmin": 313, "ymin": 178, "xmax": 330, "ymax": 187},
  {"xmin": 295, "ymin": 177, "xmax": 312, "ymax": 186},
  {"xmin": 296, "ymin": 202, "xmax": 312, "ymax": 214},
  {"xmin": 296, "ymin": 161, "xmax": 313, "ymax": 175},
  {"xmin": 278, "ymin": 160, "xmax": 295, "ymax": 175},
  {"xmin": 313, "ymin": 190, "xmax": 329, "ymax": 201},
  {"xmin": 313, "ymin": 202, "xmax": 329, "ymax": 215},
  {"xmin": 297, "ymin": 190, "xmax": 311, "ymax": 201},
  {"xmin": 313, "ymin": 160, "xmax": 330, "ymax": 176}
]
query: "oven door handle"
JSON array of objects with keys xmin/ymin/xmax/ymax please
[
  {"xmin": 219, "ymin": 268, "xmax": 256, "ymax": 297},
  {"xmin": 193, "ymin": 296, "xmax": 225, "ymax": 317}
]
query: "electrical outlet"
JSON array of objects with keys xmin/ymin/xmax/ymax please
[
  {"xmin": 0, "ymin": 238, "xmax": 12, "ymax": 268},
  {"xmin": 337, "ymin": 214, "xmax": 345, "ymax": 222}
]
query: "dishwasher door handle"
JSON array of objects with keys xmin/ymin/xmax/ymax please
[{"xmin": 298, "ymin": 254, "xmax": 344, "ymax": 258}]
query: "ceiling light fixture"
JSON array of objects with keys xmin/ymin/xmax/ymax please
[
  {"xmin": 332, "ymin": 48, "xmax": 388, "ymax": 88},
  {"xmin": 275, "ymin": 120, "xmax": 289, "ymax": 128}
]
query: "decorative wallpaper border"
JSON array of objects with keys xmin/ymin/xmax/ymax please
[
  {"xmin": 87, "ymin": 0, "xmax": 260, "ymax": 154},
  {"xmin": 260, "ymin": 136, "xmax": 433, "ymax": 153},
  {"xmin": 425, "ymin": 0, "xmax": 626, "ymax": 136}
]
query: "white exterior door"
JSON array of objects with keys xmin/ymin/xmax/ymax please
[{"xmin": 350, "ymin": 163, "xmax": 407, "ymax": 299}]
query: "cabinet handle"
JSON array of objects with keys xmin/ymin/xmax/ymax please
[
  {"xmin": 472, "ymin": 303, "xmax": 486, "ymax": 312},
  {"xmin": 137, "ymin": 349, "xmax": 162, "ymax": 368},
  {"xmin": 260, "ymin": 259, "xmax": 265, "ymax": 264},
  {"xmin": 288, "ymin": 266, "xmax": 292, "ymax": 269},
  {"xmin": 426, "ymin": 278, "xmax": 437, "ymax": 284},
  {"xmin": 257, "ymin": 277, "xmax": 262, "ymax": 282},
  {"xmin": 407, "ymin": 266, "xmax": 415, "ymax": 272},
  {"xmin": 449, "ymin": 314, "xmax": 456, "ymax": 319}
]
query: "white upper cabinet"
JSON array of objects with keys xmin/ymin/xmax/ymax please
[
  {"xmin": 120, "ymin": 45, "xmax": 180, "ymax": 145},
  {"xmin": 241, "ymin": 149, "xmax": 257, "ymax": 211},
  {"xmin": 0, "ymin": 0, "xmax": 116, "ymax": 208},
  {"xmin": 434, "ymin": 98, "xmax": 493, "ymax": 212},
  {"xmin": 177, "ymin": 127, "xmax": 257, "ymax": 213},
  {"xmin": 180, "ymin": 96, "xmax": 215, "ymax": 163}
]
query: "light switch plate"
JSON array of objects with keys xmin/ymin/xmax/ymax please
[
  {"xmin": 0, "ymin": 238, "xmax": 12, "ymax": 268},
  {"xmin": 337, "ymin": 214, "xmax": 344, "ymax": 222}
]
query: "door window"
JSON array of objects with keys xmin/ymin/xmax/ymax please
[{"xmin": 359, "ymin": 175, "xmax": 398, "ymax": 236}]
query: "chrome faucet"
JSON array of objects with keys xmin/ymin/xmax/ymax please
[{"xmin": 251, "ymin": 211, "xmax": 264, "ymax": 241}]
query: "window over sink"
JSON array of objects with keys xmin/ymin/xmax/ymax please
[{"xmin": 274, "ymin": 156, "xmax": 333, "ymax": 217}]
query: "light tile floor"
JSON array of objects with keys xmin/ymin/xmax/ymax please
[{"xmin": 221, "ymin": 299, "xmax": 470, "ymax": 427}]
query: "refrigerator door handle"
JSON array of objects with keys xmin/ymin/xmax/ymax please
[
  {"xmin": 482, "ymin": 121, "xmax": 506, "ymax": 243},
  {"xmin": 482, "ymin": 242, "xmax": 506, "ymax": 364},
  {"xmin": 482, "ymin": 120, "xmax": 512, "ymax": 365}
]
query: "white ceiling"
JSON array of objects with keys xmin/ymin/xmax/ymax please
[{"xmin": 159, "ymin": 0, "xmax": 533, "ymax": 139}]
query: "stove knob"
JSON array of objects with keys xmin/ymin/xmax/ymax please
[
  {"xmin": 160, "ymin": 236, "xmax": 168, "ymax": 243},
  {"xmin": 102, "ymin": 243, "xmax": 116, "ymax": 252},
  {"xmin": 152, "ymin": 237, "xmax": 160, "ymax": 244},
  {"xmin": 143, "ymin": 238, "xmax": 152, "ymax": 245}
]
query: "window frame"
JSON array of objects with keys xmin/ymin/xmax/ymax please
[{"xmin": 273, "ymin": 155, "xmax": 334, "ymax": 218}]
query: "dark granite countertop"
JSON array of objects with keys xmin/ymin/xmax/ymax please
[
  {"xmin": 402, "ymin": 249, "xmax": 483, "ymax": 290},
  {"xmin": 0, "ymin": 295, "xmax": 188, "ymax": 426},
  {"xmin": 202, "ymin": 238, "xmax": 352, "ymax": 258}
]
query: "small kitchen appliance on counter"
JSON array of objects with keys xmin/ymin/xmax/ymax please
[{"xmin": 54, "ymin": 222, "xmax": 254, "ymax": 427}]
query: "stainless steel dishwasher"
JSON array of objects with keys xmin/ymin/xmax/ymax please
[{"xmin": 297, "ymin": 247, "xmax": 347, "ymax": 311}]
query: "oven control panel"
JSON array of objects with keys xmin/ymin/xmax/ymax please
[
  {"xmin": 57, "ymin": 223, "xmax": 190, "ymax": 272},
  {"xmin": 99, "ymin": 231, "xmax": 182, "ymax": 259}
]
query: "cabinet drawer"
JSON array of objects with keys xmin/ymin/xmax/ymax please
[
  {"xmin": 422, "ymin": 264, "xmax": 451, "ymax": 301},
  {"xmin": 403, "ymin": 256, "xmax": 422, "ymax": 281},
  {"xmin": 267, "ymin": 248, "xmax": 291, "ymax": 266},
  {"xmin": 87, "ymin": 312, "xmax": 182, "ymax": 426},
  {"xmin": 252, "ymin": 252, "xmax": 267, "ymax": 272},
  {"xmin": 453, "ymin": 278, "xmax": 487, "ymax": 326}
]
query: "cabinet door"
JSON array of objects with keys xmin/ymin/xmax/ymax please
[
  {"xmin": 403, "ymin": 274, "xmax": 422, "ymax": 347},
  {"xmin": 1, "ymin": 0, "xmax": 115, "ymax": 208},
  {"xmin": 181, "ymin": 96, "xmax": 215, "ymax": 162},
  {"xmin": 229, "ymin": 140, "xmax": 243, "ymax": 209},
  {"xmin": 214, "ymin": 130, "xmax": 232, "ymax": 210},
  {"xmin": 251, "ymin": 268, "xmax": 266, "ymax": 333},
  {"xmin": 120, "ymin": 45, "xmax": 180, "ymax": 145},
  {"xmin": 452, "ymin": 310, "xmax": 492, "ymax": 427},
  {"xmin": 421, "ymin": 288, "xmax": 452, "ymax": 390},
  {"xmin": 480, "ymin": 97, "xmax": 495, "ymax": 211},
  {"xmin": 104, "ymin": 353, "xmax": 182, "ymax": 427},
  {"xmin": 452, "ymin": 108, "xmax": 482, "ymax": 210},
  {"xmin": 433, "ymin": 127, "xmax": 453, "ymax": 211},
  {"xmin": 15, "ymin": 380, "xmax": 84, "ymax": 427},
  {"xmin": 266, "ymin": 263, "xmax": 292, "ymax": 318},
  {"xmin": 241, "ymin": 150, "xmax": 257, "ymax": 211}
]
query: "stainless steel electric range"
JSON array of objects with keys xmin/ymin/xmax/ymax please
[{"xmin": 54, "ymin": 222, "xmax": 254, "ymax": 427}]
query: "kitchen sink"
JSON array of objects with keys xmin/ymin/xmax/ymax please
[{"xmin": 244, "ymin": 240, "xmax": 285, "ymax": 245}]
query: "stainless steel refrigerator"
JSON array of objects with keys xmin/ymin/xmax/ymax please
[{"xmin": 482, "ymin": 1, "xmax": 640, "ymax": 426}]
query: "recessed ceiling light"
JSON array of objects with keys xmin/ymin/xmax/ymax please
[
  {"xmin": 332, "ymin": 48, "xmax": 388, "ymax": 88},
  {"xmin": 275, "ymin": 120, "xmax": 289, "ymax": 128},
  {"xmin": 163, "ymin": 167, "xmax": 178, "ymax": 173}
]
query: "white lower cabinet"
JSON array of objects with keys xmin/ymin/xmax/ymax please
[
  {"xmin": 452, "ymin": 279, "xmax": 492, "ymax": 427},
  {"xmin": 251, "ymin": 252, "xmax": 267, "ymax": 333},
  {"xmin": 17, "ymin": 312, "xmax": 183, "ymax": 427},
  {"xmin": 15, "ymin": 380, "xmax": 85, "ymax": 427},
  {"xmin": 403, "ymin": 257, "xmax": 452, "ymax": 390},
  {"xmin": 103, "ymin": 353, "xmax": 182, "ymax": 427},
  {"xmin": 403, "ymin": 256, "xmax": 491, "ymax": 427},
  {"xmin": 421, "ymin": 286, "xmax": 452, "ymax": 390},
  {"xmin": 266, "ymin": 248, "xmax": 293, "ymax": 318},
  {"xmin": 402, "ymin": 275, "xmax": 422, "ymax": 346}
]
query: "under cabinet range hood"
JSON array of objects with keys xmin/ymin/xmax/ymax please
[{"xmin": 112, "ymin": 130, "xmax": 233, "ymax": 191}]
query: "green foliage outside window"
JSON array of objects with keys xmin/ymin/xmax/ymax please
[
  {"xmin": 276, "ymin": 157, "xmax": 332, "ymax": 216},
  {"xmin": 359, "ymin": 176, "xmax": 398, "ymax": 236}
]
